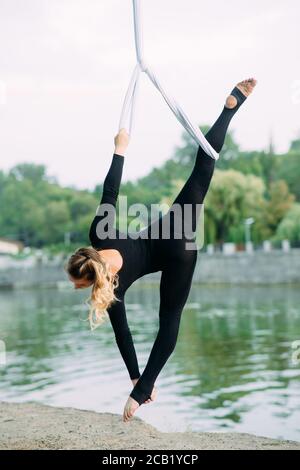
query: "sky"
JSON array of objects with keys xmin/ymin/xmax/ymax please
[{"xmin": 0, "ymin": 0, "xmax": 299, "ymax": 189}]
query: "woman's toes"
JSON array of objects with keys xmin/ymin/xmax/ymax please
[{"xmin": 236, "ymin": 77, "xmax": 257, "ymax": 97}]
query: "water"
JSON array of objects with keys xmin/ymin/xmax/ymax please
[{"xmin": 0, "ymin": 283, "xmax": 300, "ymax": 441}]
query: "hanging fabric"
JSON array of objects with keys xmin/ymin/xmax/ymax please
[{"xmin": 119, "ymin": 0, "xmax": 219, "ymax": 160}]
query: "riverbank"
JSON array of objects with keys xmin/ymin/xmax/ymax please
[
  {"xmin": 1, "ymin": 249, "xmax": 300, "ymax": 288},
  {"xmin": 1, "ymin": 402, "xmax": 299, "ymax": 450}
]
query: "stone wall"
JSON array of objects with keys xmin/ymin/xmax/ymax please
[{"xmin": 0, "ymin": 249, "xmax": 300, "ymax": 288}]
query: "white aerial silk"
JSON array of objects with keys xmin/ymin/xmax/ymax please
[{"xmin": 119, "ymin": 0, "xmax": 219, "ymax": 160}]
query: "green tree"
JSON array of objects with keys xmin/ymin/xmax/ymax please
[
  {"xmin": 9, "ymin": 163, "xmax": 53, "ymax": 184},
  {"xmin": 263, "ymin": 180, "xmax": 295, "ymax": 237},
  {"xmin": 275, "ymin": 204, "xmax": 300, "ymax": 243},
  {"xmin": 40, "ymin": 201, "xmax": 71, "ymax": 245},
  {"xmin": 277, "ymin": 152, "xmax": 300, "ymax": 201},
  {"xmin": 161, "ymin": 169, "xmax": 266, "ymax": 245},
  {"xmin": 289, "ymin": 137, "xmax": 300, "ymax": 152},
  {"xmin": 204, "ymin": 170, "xmax": 266, "ymax": 244},
  {"xmin": 0, "ymin": 177, "xmax": 45, "ymax": 244}
]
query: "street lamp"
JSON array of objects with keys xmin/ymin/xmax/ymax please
[
  {"xmin": 244, "ymin": 217, "xmax": 255, "ymax": 253},
  {"xmin": 64, "ymin": 232, "xmax": 71, "ymax": 246}
]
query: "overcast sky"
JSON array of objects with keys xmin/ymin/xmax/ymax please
[{"xmin": 0, "ymin": 0, "xmax": 299, "ymax": 189}]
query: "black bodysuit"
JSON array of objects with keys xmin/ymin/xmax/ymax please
[{"xmin": 89, "ymin": 86, "xmax": 247, "ymax": 405}]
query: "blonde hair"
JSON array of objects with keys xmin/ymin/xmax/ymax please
[{"xmin": 66, "ymin": 247, "xmax": 121, "ymax": 330}]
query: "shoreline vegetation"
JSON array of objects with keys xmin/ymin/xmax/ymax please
[
  {"xmin": 1, "ymin": 402, "xmax": 300, "ymax": 450},
  {"xmin": 0, "ymin": 132, "xmax": 300, "ymax": 251}
]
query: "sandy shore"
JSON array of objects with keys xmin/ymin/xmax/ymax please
[{"xmin": 0, "ymin": 402, "xmax": 299, "ymax": 450}]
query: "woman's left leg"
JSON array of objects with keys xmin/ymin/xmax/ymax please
[
  {"xmin": 171, "ymin": 83, "xmax": 251, "ymax": 212},
  {"xmin": 147, "ymin": 79, "xmax": 256, "ymax": 241},
  {"xmin": 129, "ymin": 253, "xmax": 197, "ymax": 406},
  {"xmin": 129, "ymin": 79, "xmax": 257, "ymax": 408}
]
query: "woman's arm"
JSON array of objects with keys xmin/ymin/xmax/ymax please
[
  {"xmin": 99, "ymin": 129, "xmax": 130, "ymax": 207},
  {"xmin": 89, "ymin": 130, "xmax": 129, "ymax": 245},
  {"xmin": 107, "ymin": 294, "xmax": 141, "ymax": 381},
  {"xmin": 99, "ymin": 153, "xmax": 124, "ymax": 207}
]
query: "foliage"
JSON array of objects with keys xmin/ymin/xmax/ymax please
[
  {"xmin": 275, "ymin": 204, "xmax": 300, "ymax": 243},
  {"xmin": 0, "ymin": 132, "xmax": 299, "ymax": 249}
]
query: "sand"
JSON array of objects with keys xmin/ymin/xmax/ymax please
[{"xmin": 0, "ymin": 402, "xmax": 299, "ymax": 450}]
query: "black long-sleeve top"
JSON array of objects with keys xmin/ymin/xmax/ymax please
[
  {"xmin": 89, "ymin": 154, "xmax": 162, "ymax": 404},
  {"xmin": 89, "ymin": 89, "xmax": 244, "ymax": 405},
  {"xmin": 89, "ymin": 144, "xmax": 216, "ymax": 406}
]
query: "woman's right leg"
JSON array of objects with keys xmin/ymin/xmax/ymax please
[
  {"xmin": 170, "ymin": 79, "xmax": 257, "ymax": 212},
  {"xmin": 147, "ymin": 79, "xmax": 256, "ymax": 241}
]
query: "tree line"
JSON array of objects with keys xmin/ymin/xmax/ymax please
[{"xmin": 0, "ymin": 129, "xmax": 299, "ymax": 251}]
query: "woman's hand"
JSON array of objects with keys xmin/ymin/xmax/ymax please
[{"xmin": 114, "ymin": 128, "xmax": 130, "ymax": 156}]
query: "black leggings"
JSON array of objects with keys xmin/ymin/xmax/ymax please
[{"xmin": 129, "ymin": 86, "xmax": 247, "ymax": 404}]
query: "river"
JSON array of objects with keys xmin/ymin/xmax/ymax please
[{"xmin": 0, "ymin": 283, "xmax": 299, "ymax": 441}]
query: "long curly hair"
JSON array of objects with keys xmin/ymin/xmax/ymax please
[{"xmin": 65, "ymin": 247, "xmax": 121, "ymax": 330}]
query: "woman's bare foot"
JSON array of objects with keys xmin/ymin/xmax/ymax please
[
  {"xmin": 131, "ymin": 378, "xmax": 157, "ymax": 405},
  {"xmin": 225, "ymin": 78, "xmax": 257, "ymax": 109},
  {"xmin": 123, "ymin": 386, "xmax": 158, "ymax": 422},
  {"xmin": 123, "ymin": 396, "xmax": 140, "ymax": 422},
  {"xmin": 143, "ymin": 386, "xmax": 157, "ymax": 404}
]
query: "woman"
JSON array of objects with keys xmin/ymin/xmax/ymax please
[{"xmin": 67, "ymin": 78, "xmax": 257, "ymax": 422}]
